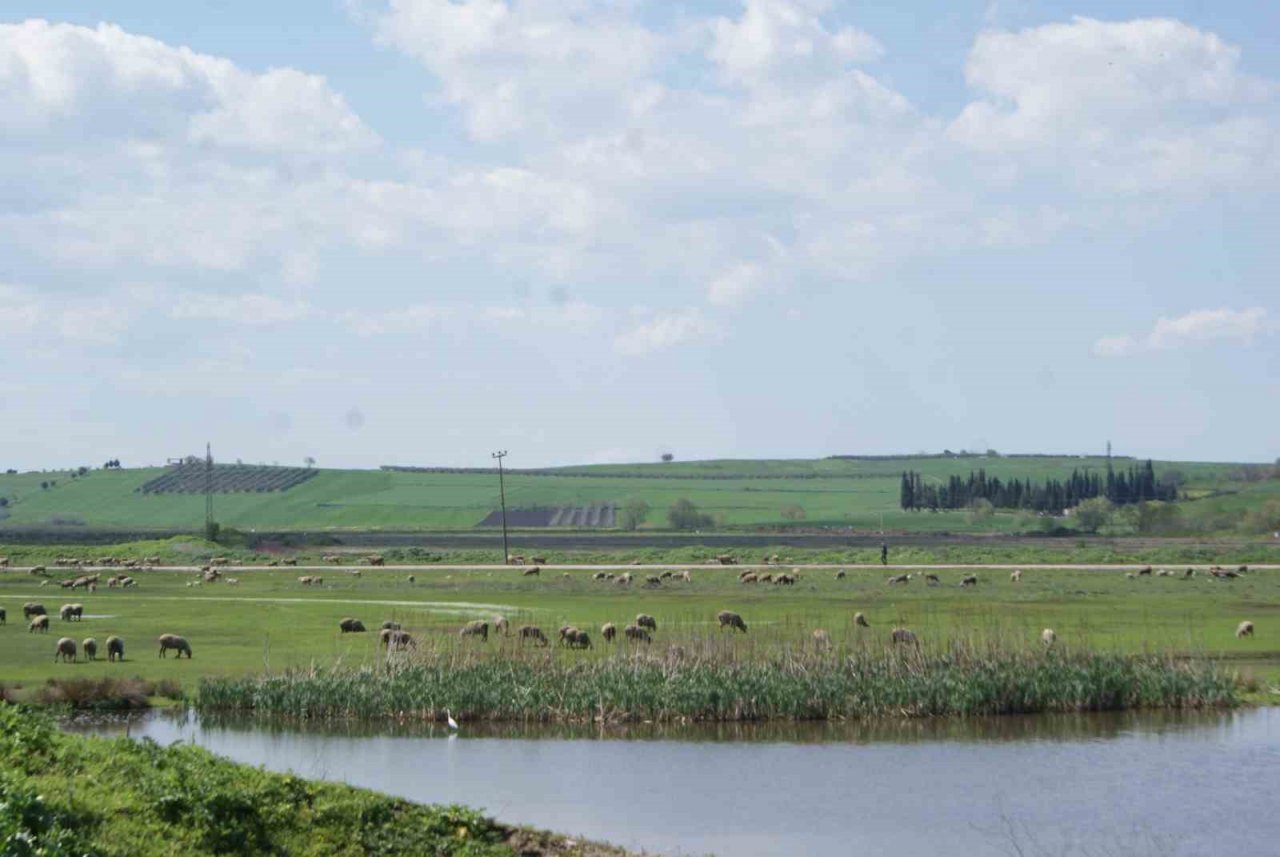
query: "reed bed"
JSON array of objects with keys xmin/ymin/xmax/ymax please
[{"xmin": 198, "ymin": 634, "xmax": 1239, "ymax": 723}]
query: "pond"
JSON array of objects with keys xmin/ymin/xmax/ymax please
[{"xmin": 70, "ymin": 708, "xmax": 1280, "ymax": 856}]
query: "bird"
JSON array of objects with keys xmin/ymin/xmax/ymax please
[{"xmin": 445, "ymin": 708, "xmax": 459, "ymax": 731}]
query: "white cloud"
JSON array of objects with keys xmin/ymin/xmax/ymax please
[
  {"xmin": 614, "ymin": 309, "xmax": 719, "ymax": 356},
  {"xmin": 709, "ymin": 0, "xmax": 883, "ymax": 85},
  {"xmin": 342, "ymin": 304, "xmax": 456, "ymax": 336},
  {"xmin": 170, "ymin": 293, "xmax": 314, "ymax": 325},
  {"xmin": 0, "ymin": 284, "xmax": 131, "ymax": 344},
  {"xmin": 1094, "ymin": 307, "xmax": 1271, "ymax": 356},
  {"xmin": 707, "ymin": 262, "xmax": 769, "ymax": 307}
]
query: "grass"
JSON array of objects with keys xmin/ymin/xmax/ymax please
[
  {"xmin": 0, "ymin": 455, "xmax": 1271, "ymax": 533},
  {"xmin": 0, "ymin": 704, "xmax": 630, "ymax": 856},
  {"xmin": 2, "ymin": 561, "xmax": 1277, "ymax": 695},
  {"xmin": 198, "ymin": 637, "xmax": 1238, "ymax": 723}
]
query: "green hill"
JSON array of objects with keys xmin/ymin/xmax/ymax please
[{"xmin": 0, "ymin": 455, "xmax": 1271, "ymax": 535}]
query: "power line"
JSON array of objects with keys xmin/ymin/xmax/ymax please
[{"xmin": 492, "ymin": 450, "xmax": 509, "ymax": 564}]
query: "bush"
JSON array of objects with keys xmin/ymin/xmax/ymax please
[
  {"xmin": 668, "ymin": 498, "xmax": 714, "ymax": 530},
  {"xmin": 1073, "ymin": 497, "xmax": 1114, "ymax": 534},
  {"xmin": 619, "ymin": 498, "xmax": 651, "ymax": 531}
]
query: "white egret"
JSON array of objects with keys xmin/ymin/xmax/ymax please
[{"xmin": 445, "ymin": 708, "xmax": 459, "ymax": 731}]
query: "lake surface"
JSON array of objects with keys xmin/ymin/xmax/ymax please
[{"xmin": 71, "ymin": 708, "xmax": 1280, "ymax": 856}]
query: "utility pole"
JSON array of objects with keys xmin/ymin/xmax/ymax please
[
  {"xmin": 204, "ymin": 442, "xmax": 216, "ymax": 541},
  {"xmin": 492, "ymin": 450, "xmax": 509, "ymax": 564}
]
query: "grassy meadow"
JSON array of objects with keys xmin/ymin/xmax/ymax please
[
  {"xmin": 0, "ymin": 454, "xmax": 1273, "ymax": 533},
  {"xmin": 2, "ymin": 560, "xmax": 1275, "ymax": 700}
]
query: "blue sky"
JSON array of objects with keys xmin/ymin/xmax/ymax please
[{"xmin": 1, "ymin": 1, "xmax": 1276, "ymax": 469}]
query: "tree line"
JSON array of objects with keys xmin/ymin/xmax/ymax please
[{"xmin": 899, "ymin": 460, "xmax": 1177, "ymax": 513}]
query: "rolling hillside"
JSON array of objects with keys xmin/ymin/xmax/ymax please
[{"xmin": 0, "ymin": 455, "xmax": 1269, "ymax": 535}]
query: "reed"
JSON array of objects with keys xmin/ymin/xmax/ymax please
[{"xmin": 198, "ymin": 635, "xmax": 1239, "ymax": 723}]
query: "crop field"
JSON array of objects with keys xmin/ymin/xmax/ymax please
[
  {"xmin": 0, "ymin": 455, "xmax": 1272, "ymax": 534},
  {"xmin": 2, "ymin": 561, "xmax": 1277, "ymax": 695}
]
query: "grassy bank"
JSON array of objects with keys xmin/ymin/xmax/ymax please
[
  {"xmin": 0, "ymin": 704, "xmax": 631, "ymax": 856},
  {"xmin": 198, "ymin": 640, "xmax": 1239, "ymax": 723}
]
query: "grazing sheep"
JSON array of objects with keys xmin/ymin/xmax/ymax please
[
  {"xmin": 297, "ymin": 575, "xmax": 313, "ymax": 585},
  {"xmin": 716, "ymin": 610, "xmax": 747, "ymax": 633},
  {"xmin": 384, "ymin": 630, "xmax": 415, "ymax": 651},
  {"xmin": 854, "ymin": 612, "xmax": 870, "ymax": 628},
  {"xmin": 380, "ymin": 620, "xmax": 402, "ymax": 631},
  {"xmin": 624, "ymin": 624, "xmax": 651, "ymax": 644},
  {"xmin": 30, "ymin": 615, "xmax": 49, "ymax": 633},
  {"xmin": 601, "ymin": 622, "xmax": 617, "ymax": 643},
  {"xmin": 567, "ymin": 629, "xmax": 592, "ymax": 649},
  {"xmin": 83, "ymin": 638, "xmax": 98, "ymax": 661},
  {"xmin": 0, "ymin": 607, "xmax": 5, "ymax": 625},
  {"xmin": 106, "ymin": 636, "xmax": 124, "ymax": 662},
  {"xmin": 1236, "ymin": 621, "xmax": 1255, "ymax": 639},
  {"xmin": 339, "ymin": 618, "xmax": 367, "ymax": 633},
  {"xmin": 59, "ymin": 604, "xmax": 83, "ymax": 622},
  {"xmin": 23, "ymin": 602, "xmax": 47, "ymax": 619},
  {"xmin": 660, "ymin": 570, "xmax": 674, "ymax": 580},
  {"xmin": 406, "ymin": 575, "xmax": 416, "ymax": 583},
  {"xmin": 1184, "ymin": 568, "xmax": 1196, "ymax": 578},
  {"xmin": 887, "ymin": 574, "xmax": 909, "ymax": 585},
  {"xmin": 615, "ymin": 573, "xmax": 631, "ymax": 586},
  {"xmin": 157, "ymin": 634, "xmax": 192, "ymax": 659},
  {"xmin": 1041, "ymin": 628, "xmax": 1057, "ymax": 647},
  {"xmin": 368, "ymin": 555, "xmax": 385, "ymax": 566},
  {"xmin": 460, "ymin": 620, "xmax": 489, "ymax": 642},
  {"xmin": 558, "ymin": 625, "xmax": 578, "ymax": 646},
  {"xmin": 812, "ymin": 629, "xmax": 831, "ymax": 648},
  {"xmin": 1137, "ymin": 566, "xmax": 1153, "ymax": 576},
  {"xmin": 1238, "ymin": 565, "xmax": 1250, "ymax": 574},
  {"xmin": 282, "ymin": 558, "xmax": 298, "ymax": 566},
  {"xmin": 523, "ymin": 566, "xmax": 541, "ymax": 577},
  {"xmin": 775, "ymin": 574, "xmax": 796, "ymax": 586},
  {"xmin": 531, "ymin": 556, "xmax": 547, "ymax": 565},
  {"xmin": 0, "ymin": 556, "xmax": 7, "ymax": 567},
  {"xmin": 635, "ymin": 614, "xmax": 658, "ymax": 632},
  {"xmin": 1010, "ymin": 569, "xmax": 1023, "ymax": 583},
  {"xmin": 55, "ymin": 637, "xmax": 77, "ymax": 663},
  {"xmin": 645, "ymin": 575, "xmax": 662, "ymax": 586},
  {"xmin": 960, "ymin": 575, "xmax": 978, "ymax": 588},
  {"xmin": 679, "ymin": 570, "xmax": 691, "ymax": 583},
  {"xmin": 835, "ymin": 570, "xmax": 847, "ymax": 580},
  {"xmin": 508, "ymin": 555, "xmax": 526, "ymax": 565},
  {"xmin": 1125, "ymin": 572, "xmax": 1136, "ymax": 580},
  {"xmin": 322, "ymin": 554, "xmax": 342, "ymax": 564},
  {"xmin": 519, "ymin": 625, "xmax": 549, "ymax": 646},
  {"xmin": 494, "ymin": 615, "xmax": 510, "ymax": 636},
  {"xmin": 760, "ymin": 573, "xmax": 774, "ymax": 583},
  {"xmin": 210, "ymin": 557, "xmax": 229, "ymax": 567},
  {"xmin": 890, "ymin": 628, "xmax": 919, "ymax": 646},
  {"xmin": 740, "ymin": 573, "xmax": 758, "ymax": 584},
  {"xmin": 30, "ymin": 566, "xmax": 47, "ymax": 576},
  {"xmin": 593, "ymin": 571, "xmax": 608, "ymax": 581},
  {"xmin": 120, "ymin": 577, "xmax": 136, "ymax": 588},
  {"xmin": 225, "ymin": 577, "xmax": 239, "ymax": 586},
  {"xmin": 1156, "ymin": 569, "xmax": 1171, "ymax": 577},
  {"xmin": 717, "ymin": 554, "xmax": 738, "ymax": 565}
]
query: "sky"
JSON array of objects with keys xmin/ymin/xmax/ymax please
[{"xmin": 1, "ymin": 0, "xmax": 1277, "ymax": 470}]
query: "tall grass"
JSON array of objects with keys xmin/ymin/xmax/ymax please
[{"xmin": 198, "ymin": 635, "xmax": 1238, "ymax": 723}]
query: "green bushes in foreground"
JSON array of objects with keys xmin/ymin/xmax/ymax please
[
  {"xmin": 0, "ymin": 705, "xmax": 628, "ymax": 856},
  {"xmin": 198, "ymin": 641, "xmax": 1239, "ymax": 723}
]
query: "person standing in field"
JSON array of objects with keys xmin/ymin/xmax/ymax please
[{"xmin": 880, "ymin": 541, "xmax": 889, "ymax": 566}]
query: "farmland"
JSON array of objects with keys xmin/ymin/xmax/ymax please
[{"xmin": 0, "ymin": 454, "xmax": 1275, "ymax": 535}]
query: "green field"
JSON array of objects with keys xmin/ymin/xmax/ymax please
[
  {"xmin": 2, "ymin": 562, "xmax": 1276, "ymax": 694},
  {"xmin": 0, "ymin": 454, "xmax": 1275, "ymax": 534}
]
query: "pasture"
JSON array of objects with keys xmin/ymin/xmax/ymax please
[{"xmin": 1, "ymin": 561, "xmax": 1277, "ymax": 693}]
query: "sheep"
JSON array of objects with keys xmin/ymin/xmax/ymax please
[
  {"xmin": 1010, "ymin": 569, "xmax": 1023, "ymax": 582},
  {"xmin": 624, "ymin": 624, "xmax": 651, "ymax": 644},
  {"xmin": 645, "ymin": 575, "xmax": 662, "ymax": 586},
  {"xmin": 1137, "ymin": 566, "xmax": 1153, "ymax": 576},
  {"xmin": 30, "ymin": 566, "xmax": 47, "ymax": 576},
  {"xmin": 812, "ymin": 629, "xmax": 832, "ymax": 649},
  {"xmin": 406, "ymin": 575, "xmax": 416, "ymax": 583},
  {"xmin": 925, "ymin": 573, "xmax": 941, "ymax": 587},
  {"xmin": 157, "ymin": 634, "xmax": 192, "ymax": 659},
  {"xmin": 775, "ymin": 574, "xmax": 795, "ymax": 586},
  {"xmin": 494, "ymin": 615, "xmax": 510, "ymax": 636},
  {"xmin": 380, "ymin": 620, "xmax": 402, "ymax": 631},
  {"xmin": 615, "ymin": 573, "xmax": 631, "ymax": 586},
  {"xmin": 519, "ymin": 625, "xmax": 548, "ymax": 645},
  {"xmin": 1156, "ymin": 569, "xmax": 1172, "ymax": 577},
  {"xmin": 890, "ymin": 628, "xmax": 919, "ymax": 645},
  {"xmin": 297, "ymin": 575, "xmax": 313, "ymax": 585},
  {"xmin": 508, "ymin": 555, "xmax": 526, "ymax": 565},
  {"xmin": 460, "ymin": 620, "xmax": 489, "ymax": 642},
  {"xmin": 210, "ymin": 557, "xmax": 229, "ymax": 567},
  {"xmin": 1184, "ymin": 568, "xmax": 1196, "ymax": 578},
  {"xmin": 225, "ymin": 577, "xmax": 239, "ymax": 586},
  {"xmin": 60, "ymin": 604, "xmax": 83, "ymax": 622},
  {"xmin": 593, "ymin": 571, "xmax": 608, "ymax": 581},
  {"xmin": 282, "ymin": 558, "xmax": 298, "ymax": 566},
  {"xmin": 660, "ymin": 570, "xmax": 674, "ymax": 580},
  {"xmin": 83, "ymin": 637, "xmax": 98, "ymax": 661},
  {"xmin": 557, "ymin": 625, "xmax": 578, "ymax": 646},
  {"xmin": 739, "ymin": 573, "xmax": 758, "ymax": 584},
  {"xmin": 960, "ymin": 575, "xmax": 978, "ymax": 588},
  {"xmin": 717, "ymin": 554, "xmax": 737, "ymax": 565},
  {"xmin": 0, "ymin": 607, "xmax": 4, "ymax": 625},
  {"xmin": 737, "ymin": 570, "xmax": 755, "ymax": 581},
  {"xmin": 0, "ymin": 556, "xmax": 7, "ymax": 567},
  {"xmin": 679, "ymin": 570, "xmax": 691, "ymax": 583},
  {"xmin": 717, "ymin": 610, "xmax": 747, "ymax": 633},
  {"xmin": 601, "ymin": 622, "xmax": 617, "ymax": 643},
  {"xmin": 23, "ymin": 602, "xmax": 47, "ymax": 619},
  {"xmin": 635, "ymin": 613, "xmax": 658, "ymax": 632},
  {"xmin": 1236, "ymin": 621, "xmax": 1255, "ymax": 639},
  {"xmin": 567, "ymin": 629, "xmax": 592, "ymax": 649},
  {"xmin": 339, "ymin": 618, "xmax": 367, "ymax": 633},
  {"xmin": 523, "ymin": 566, "xmax": 541, "ymax": 577},
  {"xmin": 1125, "ymin": 572, "xmax": 1136, "ymax": 580},
  {"xmin": 834, "ymin": 570, "xmax": 847, "ymax": 580},
  {"xmin": 854, "ymin": 612, "xmax": 870, "ymax": 628},
  {"xmin": 759, "ymin": 573, "xmax": 773, "ymax": 583},
  {"xmin": 1041, "ymin": 628, "xmax": 1057, "ymax": 647},
  {"xmin": 55, "ymin": 637, "xmax": 77, "ymax": 663},
  {"xmin": 106, "ymin": 636, "xmax": 124, "ymax": 662},
  {"xmin": 531, "ymin": 556, "xmax": 548, "ymax": 565},
  {"xmin": 368, "ymin": 555, "xmax": 385, "ymax": 566},
  {"xmin": 29, "ymin": 615, "xmax": 49, "ymax": 633},
  {"xmin": 383, "ymin": 630, "xmax": 415, "ymax": 651},
  {"xmin": 886, "ymin": 574, "xmax": 909, "ymax": 585}
]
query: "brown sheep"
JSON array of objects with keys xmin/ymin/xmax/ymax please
[
  {"xmin": 1137, "ymin": 565, "xmax": 1153, "ymax": 576},
  {"xmin": 557, "ymin": 625, "xmax": 578, "ymax": 646},
  {"xmin": 740, "ymin": 573, "xmax": 758, "ymax": 584},
  {"xmin": 83, "ymin": 637, "xmax": 98, "ymax": 661},
  {"xmin": 530, "ymin": 556, "xmax": 548, "ymax": 565},
  {"xmin": 1041, "ymin": 628, "xmax": 1057, "ymax": 647},
  {"xmin": 523, "ymin": 566, "xmax": 541, "ymax": 577},
  {"xmin": 29, "ymin": 614, "xmax": 49, "ymax": 633},
  {"xmin": 890, "ymin": 628, "xmax": 919, "ymax": 645},
  {"xmin": 494, "ymin": 615, "xmax": 510, "ymax": 636},
  {"xmin": 960, "ymin": 575, "xmax": 978, "ymax": 588},
  {"xmin": 854, "ymin": 612, "xmax": 870, "ymax": 628},
  {"xmin": 924, "ymin": 573, "xmax": 941, "ymax": 587},
  {"xmin": 106, "ymin": 636, "xmax": 124, "ymax": 662},
  {"xmin": 380, "ymin": 620, "xmax": 402, "ymax": 631},
  {"xmin": 624, "ymin": 624, "xmax": 651, "ymax": 644},
  {"xmin": 759, "ymin": 573, "xmax": 773, "ymax": 583},
  {"xmin": 297, "ymin": 575, "xmax": 314, "ymax": 585},
  {"xmin": 812, "ymin": 629, "xmax": 831, "ymax": 648},
  {"xmin": 157, "ymin": 634, "xmax": 192, "ymax": 659},
  {"xmin": 60, "ymin": 603, "xmax": 84, "ymax": 622},
  {"xmin": 383, "ymin": 630, "xmax": 415, "ymax": 651},
  {"xmin": 368, "ymin": 555, "xmax": 385, "ymax": 566},
  {"xmin": 601, "ymin": 622, "xmax": 617, "ymax": 643},
  {"xmin": 519, "ymin": 625, "xmax": 548, "ymax": 645},
  {"xmin": 635, "ymin": 614, "xmax": 658, "ymax": 632},
  {"xmin": 55, "ymin": 637, "xmax": 77, "ymax": 663},
  {"xmin": 615, "ymin": 573, "xmax": 632, "ymax": 586},
  {"xmin": 21, "ymin": 601, "xmax": 44, "ymax": 619},
  {"xmin": 282, "ymin": 558, "xmax": 298, "ymax": 566},
  {"xmin": 460, "ymin": 620, "xmax": 489, "ymax": 641},
  {"xmin": 660, "ymin": 570, "xmax": 674, "ymax": 580},
  {"xmin": 775, "ymin": 574, "xmax": 795, "ymax": 586},
  {"xmin": 30, "ymin": 566, "xmax": 47, "ymax": 576},
  {"xmin": 339, "ymin": 618, "xmax": 367, "ymax": 633},
  {"xmin": 567, "ymin": 629, "xmax": 592, "ymax": 649},
  {"xmin": 716, "ymin": 610, "xmax": 747, "ymax": 633},
  {"xmin": 717, "ymin": 554, "xmax": 737, "ymax": 565},
  {"xmin": 1236, "ymin": 621, "xmax": 1255, "ymax": 639}
]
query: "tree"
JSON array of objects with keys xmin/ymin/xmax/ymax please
[
  {"xmin": 1073, "ymin": 497, "xmax": 1113, "ymax": 533},
  {"xmin": 965, "ymin": 498, "xmax": 995, "ymax": 524},
  {"xmin": 668, "ymin": 498, "xmax": 713, "ymax": 530},
  {"xmin": 660, "ymin": 453, "xmax": 674, "ymax": 463},
  {"xmin": 619, "ymin": 498, "xmax": 651, "ymax": 531},
  {"xmin": 304, "ymin": 456, "xmax": 317, "ymax": 469}
]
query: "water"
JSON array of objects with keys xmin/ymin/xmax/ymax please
[{"xmin": 69, "ymin": 709, "xmax": 1280, "ymax": 856}]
